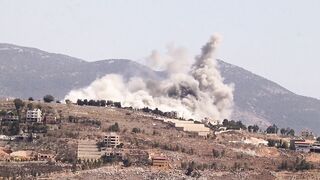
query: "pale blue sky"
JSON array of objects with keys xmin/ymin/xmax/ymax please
[{"xmin": 0, "ymin": 0, "xmax": 319, "ymax": 99}]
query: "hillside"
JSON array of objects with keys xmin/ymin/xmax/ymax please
[
  {"xmin": 1, "ymin": 100, "xmax": 319, "ymax": 179},
  {"xmin": 0, "ymin": 43, "xmax": 162, "ymax": 99},
  {"xmin": 0, "ymin": 43, "xmax": 319, "ymax": 134},
  {"xmin": 219, "ymin": 61, "xmax": 320, "ymax": 134}
]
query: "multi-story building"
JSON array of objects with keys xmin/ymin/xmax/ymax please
[
  {"xmin": 301, "ymin": 130, "xmax": 315, "ymax": 140},
  {"xmin": 44, "ymin": 114, "xmax": 57, "ymax": 124},
  {"xmin": 152, "ymin": 156, "xmax": 169, "ymax": 168},
  {"xmin": 104, "ymin": 132, "xmax": 120, "ymax": 148},
  {"xmin": 295, "ymin": 142, "xmax": 311, "ymax": 153},
  {"xmin": 26, "ymin": 109, "xmax": 42, "ymax": 123},
  {"xmin": 0, "ymin": 111, "xmax": 19, "ymax": 125}
]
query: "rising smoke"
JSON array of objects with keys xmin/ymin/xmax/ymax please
[{"xmin": 64, "ymin": 34, "xmax": 234, "ymax": 122}]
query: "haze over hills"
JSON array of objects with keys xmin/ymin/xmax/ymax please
[{"xmin": 0, "ymin": 43, "xmax": 319, "ymax": 134}]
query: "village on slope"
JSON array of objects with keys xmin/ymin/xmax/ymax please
[{"xmin": 0, "ymin": 95, "xmax": 319, "ymax": 179}]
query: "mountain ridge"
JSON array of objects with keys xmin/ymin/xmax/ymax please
[{"xmin": 0, "ymin": 43, "xmax": 319, "ymax": 134}]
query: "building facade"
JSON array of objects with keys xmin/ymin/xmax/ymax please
[
  {"xmin": 104, "ymin": 133, "xmax": 120, "ymax": 148},
  {"xmin": 26, "ymin": 109, "xmax": 42, "ymax": 123},
  {"xmin": 152, "ymin": 156, "xmax": 169, "ymax": 168},
  {"xmin": 0, "ymin": 111, "xmax": 19, "ymax": 125},
  {"xmin": 295, "ymin": 142, "xmax": 311, "ymax": 153}
]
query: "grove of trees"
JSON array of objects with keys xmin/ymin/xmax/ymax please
[{"xmin": 222, "ymin": 119, "xmax": 246, "ymax": 130}]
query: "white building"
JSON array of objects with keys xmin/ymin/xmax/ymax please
[
  {"xmin": 295, "ymin": 142, "xmax": 311, "ymax": 153},
  {"xmin": 26, "ymin": 109, "xmax": 42, "ymax": 123},
  {"xmin": 104, "ymin": 132, "xmax": 120, "ymax": 148},
  {"xmin": 166, "ymin": 119, "xmax": 211, "ymax": 137}
]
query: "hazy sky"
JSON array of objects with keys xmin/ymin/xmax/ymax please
[{"xmin": 0, "ymin": 0, "xmax": 319, "ymax": 99}]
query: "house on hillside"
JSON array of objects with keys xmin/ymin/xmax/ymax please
[
  {"xmin": 123, "ymin": 149, "xmax": 149, "ymax": 165},
  {"xmin": 43, "ymin": 114, "xmax": 58, "ymax": 124},
  {"xmin": 37, "ymin": 150, "xmax": 55, "ymax": 162},
  {"xmin": 104, "ymin": 132, "xmax": 120, "ymax": 148},
  {"xmin": 103, "ymin": 148, "xmax": 123, "ymax": 158},
  {"xmin": 310, "ymin": 143, "xmax": 320, "ymax": 153},
  {"xmin": 26, "ymin": 109, "xmax": 42, "ymax": 123},
  {"xmin": 0, "ymin": 111, "xmax": 19, "ymax": 125},
  {"xmin": 295, "ymin": 142, "xmax": 312, "ymax": 153},
  {"xmin": 152, "ymin": 156, "xmax": 169, "ymax": 168},
  {"xmin": 301, "ymin": 130, "xmax": 315, "ymax": 140}
]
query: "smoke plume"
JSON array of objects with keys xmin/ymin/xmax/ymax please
[{"xmin": 64, "ymin": 34, "xmax": 234, "ymax": 122}]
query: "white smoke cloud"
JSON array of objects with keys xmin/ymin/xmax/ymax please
[
  {"xmin": 64, "ymin": 34, "xmax": 234, "ymax": 122},
  {"xmin": 146, "ymin": 44, "xmax": 191, "ymax": 74}
]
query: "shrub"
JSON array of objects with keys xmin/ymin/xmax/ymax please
[
  {"xmin": 43, "ymin": 95, "xmax": 55, "ymax": 103},
  {"xmin": 108, "ymin": 123, "xmax": 120, "ymax": 132},
  {"xmin": 123, "ymin": 158, "xmax": 131, "ymax": 167},
  {"xmin": 278, "ymin": 158, "xmax": 314, "ymax": 171},
  {"xmin": 212, "ymin": 149, "xmax": 220, "ymax": 158},
  {"xmin": 132, "ymin": 127, "xmax": 141, "ymax": 133}
]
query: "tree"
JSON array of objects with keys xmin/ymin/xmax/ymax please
[
  {"xmin": 27, "ymin": 103, "xmax": 34, "ymax": 110},
  {"xmin": 266, "ymin": 124, "xmax": 278, "ymax": 134},
  {"xmin": 267, "ymin": 139, "xmax": 276, "ymax": 147},
  {"xmin": 287, "ymin": 129, "xmax": 295, "ymax": 136},
  {"xmin": 0, "ymin": 110, "xmax": 7, "ymax": 116},
  {"xmin": 106, "ymin": 100, "xmax": 113, "ymax": 106},
  {"xmin": 13, "ymin": 98, "xmax": 24, "ymax": 111},
  {"xmin": 253, "ymin": 125, "xmax": 259, "ymax": 133},
  {"xmin": 43, "ymin": 94, "xmax": 54, "ymax": 103},
  {"xmin": 77, "ymin": 99, "xmax": 83, "ymax": 106},
  {"xmin": 132, "ymin": 127, "xmax": 141, "ymax": 133},
  {"xmin": 280, "ymin": 128, "xmax": 287, "ymax": 135},
  {"xmin": 123, "ymin": 158, "xmax": 131, "ymax": 167},
  {"xmin": 13, "ymin": 98, "xmax": 24, "ymax": 120},
  {"xmin": 88, "ymin": 99, "xmax": 95, "ymax": 106},
  {"xmin": 100, "ymin": 100, "xmax": 106, "ymax": 107},
  {"xmin": 317, "ymin": 137, "xmax": 320, "ymax": 142},
  {"xmin": 28, "ymin": 97, "xmax": 34, "ymax": 101},
  {"xmin": 114, "ymin": 102, "xmax": 122, "ymax": 108},
  {"xmin": 65, "ymin": 99, "xmax": 72, "ymax": 105},
  {"xmin": 108, "ymin": 123, "xmax": 120, "ymax": 132},
  {"xmin": 83, "ymin": 99, "xmax": 88, "ymax": 105},
  {"xmin": 222, "ymin": 119, "xmax": 228, "ymax": 126},
  {"xmin": 212, "ymin": 149, "xmax": 221, "ymax": 158}
]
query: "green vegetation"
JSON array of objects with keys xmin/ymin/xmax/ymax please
[
  {"xmin": 101, "ymin": 154, "xmax": 122, "ymax": 164},
  {"xmin": 77, "ymin": 99, "xmax": 117, "ymax": 107},
  {"xmin": 0, "ymin": 110, "xmax": 6, "ymax": 116},
  {"xmin": 222, "ymin": 119, "xmax": 246, "ymax": 130},
  {"xmin": 1, "ymin": 122, "xmax": 20, "ymax": 135},
  {"xmin": 278, "ymin": 158, "xmax": 314, "ymax": 171},
  {"xmin": 108, "ymin": 122, "xmax": 120, "ymax": 132},
  {"xmin": 43, "ymin": 95, "xmax": 55, "ymax": 103},
  {"xmin": 27, "ymin": 123, "xmax": 48, "ymax": 133},
  {"xmin": 13, "ymin": 98, "xmax": 24, "ymax": 119},
  {"xmin": 27, "ymin": 103, "xmax": 34, "ymax": 110},
  {"xmin": 248, "ymin": 125, "xmax": 259, "ymax": 133},
  {"xmin": 132, "ymin": 127, "xmax": 141, "ymax": 133},
  {"xmin": 267, "ymin": 139, "xmax": 289, "ymax": 149},
  {"xmin": 266, "ymin": 124, "xmax": 278, "ymax": 134},
  {"xmin": 123, "ymin": 158, "xmax": 132, "ymax": 167},
  {"xmin": 280, "ymin": 128, "xmax": 295, "ymax": 136},
  {"xmin": 80, "ymin": 119, "xmax": 101, "ymax": 127},
  {"xmin": 212, "ymin": 149, "xmax": 225, "ymax": 158}
]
